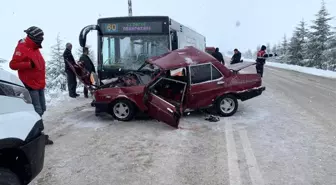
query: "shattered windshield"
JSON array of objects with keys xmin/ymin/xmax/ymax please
[{"xmin": 102, "ymin": 35, "xmax": 169, "ymax": 70}]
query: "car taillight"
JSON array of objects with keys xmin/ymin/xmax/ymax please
[{"xmin": 0, "ymin": 81, "xmax": 32, "ymax": 104}]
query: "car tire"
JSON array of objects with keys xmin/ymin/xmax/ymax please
[
  {"xmin": 110, "ymin": 99, "xmax": 136, "ymax": 121},
  {"xmin": 216, "ymin": 94, "xmax": 238, "ymax": 117},
  {"xmin": 0, "ymin": 168, "xmax": 22, "ymax": 185}
]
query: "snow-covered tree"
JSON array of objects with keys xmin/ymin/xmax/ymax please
[
  {"xmin": 287, "ymin": 19, "xmax": 309, "ymax": 65},
  {"xmin": 0, "ymin": 58, "xmax": 6, "ymax": 63},
  {"xmin": 271, "ymin": 44, "xmax": 278, "ymax": 54},
  {"xmin": 266, "ymin": 43, "xmax": 271, "ymax": 53},
  {"xmin": 46, "ymin": 34, "xmax": 67, "ymax": 92},
  {"xmin": 244, "ymin": 49, "xmax": 253, "ymax": 59},
  {"xmin": 306, "ymin": 0, "xmax": 333, "ymax": 69},
  {"xmin": 324, "ymin": 29, "xmax": 336, "ymax": 70},
  {"xmin": 277, "ymin": 34, "xmax": 289, "ymax": 63}
]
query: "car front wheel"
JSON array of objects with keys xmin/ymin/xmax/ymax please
[
  {"xmin": 110, "ymin": 99, "xmax": 136, "ymax": 121},
  {"xmin": 216, "ymin": 94, "xmax": 238, "ymax": 117},
  {"xmin": 0, "ymin": 168, "xmax": 22, "ymax": 185}
]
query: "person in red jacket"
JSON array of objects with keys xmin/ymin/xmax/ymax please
[
  {"xmin": 9, "ymin": 26, "xmax": 53, "ymax": 145},
  {"xmin": 256, "ymin": 45, "xmax": 277, "ymax": 77}
]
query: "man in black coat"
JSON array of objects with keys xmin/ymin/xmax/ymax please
[
  {"xmin": 63, "ymin": 43, "xmax": 79, "ymax": 98},
  {"xmin": 230, "ymin": 48, "xmax": 242, "ymax": 64},
  {"xmin": 79, "ymin": 47, "xmax": 96, "ymax": 98},
  {"xmin": 211, "ymin": 47, "xmax": 225, "ymax": 65}
]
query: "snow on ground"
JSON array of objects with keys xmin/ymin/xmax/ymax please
[
  {"xmin": 1, "ymin": 61, "xmax": 84, "ymax": 107},
  {"xmin": 238, "ymin": 58, "xmax": 336, "ymax": 79}
]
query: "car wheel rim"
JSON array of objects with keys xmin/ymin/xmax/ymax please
[
  {"xmin": 113, "ymin": 102, "xmax": 130, "ymax": 119},
  {"xmin": 220, "ymin": 98, "xmax": 235, "ymax": 113}
]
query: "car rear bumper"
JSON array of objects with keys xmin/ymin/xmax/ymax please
[
  {"xmin": 238, "ymin": 86, "xmax": 266, "ymax": 101},
  {"xmin": 20, "ymin": 132, "xmax": 45, "ymax": 184}
]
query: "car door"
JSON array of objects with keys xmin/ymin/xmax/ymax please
[
  {"xmin": 145, "ymin": 77, "xmax": 187, "ymax": 128},
  {"xmin": 187, "ymin": 63, "xmax": 224, "ymax": 109}
]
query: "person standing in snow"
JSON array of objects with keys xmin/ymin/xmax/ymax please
[
  {"xmin": 79, "ymin": 47, "xmax": 96, "ymax": 98},
  {"xmin": 211, "ymin": 47, "xmax": 225, "ymax": 65},
  {"xmin": 9, "ymin": 26, "xmax": 53, "ymax": 145},
  {"xmin": 63, "ymin": 43, "xmax": 79, "ymax": 98},
  {"xmin": 230, "ymin": 48, "xmax": 242, "ymax": 64},
  {"xmin": 256, "ymin": 45, "xmax": 277, "ymax": 77}
]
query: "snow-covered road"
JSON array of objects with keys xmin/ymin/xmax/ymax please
[{"xmin": 30, "ymin": 64, "xmax": 336, "ymax": 185}]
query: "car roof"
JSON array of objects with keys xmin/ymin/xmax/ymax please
[
  {"xmin": 0, "ymin": 67, "xmax": 23, "ymax": 86},
  {"xmin": 146, "ymin": 46, "xmax": 218, "ymax": 70}
]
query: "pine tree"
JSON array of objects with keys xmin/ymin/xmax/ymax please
[
  {"xmin": 244, "ymin": 49, "xmax": 253, "ymax": 59},
  {"xmin": 278, "ymin": 34, "xmax": 289, "ymax": 63},
  {"xmin": 46, "ymin": 34, "xmax": 67, "ymax": 92},
  {"xmin": 272, "ymin": 44, "xmax": 277, "ymax": 54},
  {"xmin": 306, "ymin": 0, "xmax": 333, "ymax": 69},
  {"xmin": 324, "ymin": 28, "xmax": 336, "ymax": 70},
  {"xmin": 266, "ymin": 43, "xmax": 271, "ymax": 53},
  {"xmin": 287, "ymin": 19, "xmax": 309, "ymax": 65},
  {"xmin": 0, "ymin": 58, "xmax": 6, "ymax": 63}
]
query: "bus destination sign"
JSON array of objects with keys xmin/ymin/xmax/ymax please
[{"xmin": 101, "ymin": 22, "xmax": 163, "ymax": 34}]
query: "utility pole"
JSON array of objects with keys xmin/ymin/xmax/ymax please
[{"xmin": 128, "ymin": 0, "xmax": 132, "ymax": 16}]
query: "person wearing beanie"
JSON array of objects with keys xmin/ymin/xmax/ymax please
[
  {"xmin": 9, "ymin": 26, "xmax": 54, "ymax": 145},
  {"xmin": 255, "ymin": 45, "xmax": 277, "ymax": 77}
]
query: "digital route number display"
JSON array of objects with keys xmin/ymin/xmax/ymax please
[{"xmin": 101, "ymin": 22, "xmax": 163, "ymax": 34}]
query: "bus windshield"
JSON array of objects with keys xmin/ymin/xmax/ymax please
[{"xmin": 101, "ymin": 35, "xmax": 169, "ymax": 70}]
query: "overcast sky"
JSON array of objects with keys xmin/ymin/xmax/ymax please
[{"xmin": 0, "ymin": 0, "xmax": 335, "ymax": 61}]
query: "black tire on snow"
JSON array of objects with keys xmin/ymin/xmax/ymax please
[
  {"xmin": 216, "ymin": 94, "xmax": 238, "ymax": 117},
  {"xmin": 0, "ymin": 168, "xmax": 22, "ymax": 185},
  {"xmin": 110, "ymin": 99, "xmax": 136, "ymax": 121}
]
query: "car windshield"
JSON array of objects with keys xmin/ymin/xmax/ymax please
[{"xmin": 102, "ymin": 35, "xmax": 169, "ymax": 71}]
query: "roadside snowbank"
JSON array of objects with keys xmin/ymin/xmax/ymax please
[
  {"xmin": 1, "ymin": 62, "xmax": 84, "ymax": 106},
  {"xmin": 239, "ymin": 58, "xmax": 336, "ymax": 79}
]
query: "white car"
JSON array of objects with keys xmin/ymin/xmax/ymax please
[{"xmin": 0, "ymin": 68, "xmax": 45, "ymax": 185}]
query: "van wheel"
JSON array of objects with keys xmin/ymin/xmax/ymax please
[
  {"xmin": 216, "ymin": 95, "xmax": 238, "ymax": 117},
  {"xmin": 0, "ymin": 168, "xmax": 22, "ymax": 185},
  {"xmin": 110, "ymin": 99, "xmax": 136, "ymax": 121}
]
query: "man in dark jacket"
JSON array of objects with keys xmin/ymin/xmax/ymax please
[
  {"xmin": 63, "ymin": 43, "xmax": 79, "ymax": 98},
  {"xmin": 9, "ymin": 26, "xmax": 53, "ymax": 145},
  {"xmin": 230, "ymin": 48, "xmax": 242, "ymax": 64},
  {"xmin": 211, "ymin": 47, "xmax": 225, "ymax": 65},
  {"xmin": 256, "ymin": 45, "xmax": 277, "ymax": 77},
  {"xmin": 79, "ymin": 47, "xmax": 96, "ymax": 98}
]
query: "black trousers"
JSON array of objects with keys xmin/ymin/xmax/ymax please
[
  {"xmin": 66, "ymin": 70, "xmax": 77, "ymax": 97},
  {"xmin": 256, "ymin": 63, "xmax": 264, "ymax": 77}
]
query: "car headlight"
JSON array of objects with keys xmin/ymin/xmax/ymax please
[{"xmin": 0, "ymin": 81, "xmax": 32, "ymax": 104}]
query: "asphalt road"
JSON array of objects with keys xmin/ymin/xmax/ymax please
[{"xmin": 30, "ymin": 61, "xmax": 336, "ymax": 185}]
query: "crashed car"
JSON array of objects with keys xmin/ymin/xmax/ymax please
[{"xmin": 69, "ymin": 46, "xmax": 265, "ymax": 128}]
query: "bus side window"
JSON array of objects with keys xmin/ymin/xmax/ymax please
[{"xmin": 171, "ymin": 30, "xmax": 178, "ymax": 50}]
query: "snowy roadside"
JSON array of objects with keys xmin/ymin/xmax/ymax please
[
  {"xmin": 1, "ymin": 62, "xmax": 85, "ymax": 107},
  {"xmin": 226, "ymin": 57, "xmax": 336, "ymax": 79}
]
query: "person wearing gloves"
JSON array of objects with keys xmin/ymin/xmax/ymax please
[{"xmin": 9, "ymin": 26, "xmax": 54, "ymax": 145}]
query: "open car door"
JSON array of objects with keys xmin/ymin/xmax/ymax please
[
  {"xmin": 66, "ymin": 60, "xmax": 99, "ymax": 91},
  {"xmin": 145, "ymin": 77, "xmax": 187, "ymax": 128}
]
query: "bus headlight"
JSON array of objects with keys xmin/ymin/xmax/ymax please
[{"xmin": 0, "ymin": 81, "xmax": 32, "ymax": 104}]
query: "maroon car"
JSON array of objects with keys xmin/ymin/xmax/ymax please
[{"xmin": 70, "ymin": 46, "xmax": 265, "ymax": 128}]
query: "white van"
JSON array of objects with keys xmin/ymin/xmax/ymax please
[{"xmin": 0, "ymin": 68, "xmax": 45, "ymax": 185}]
